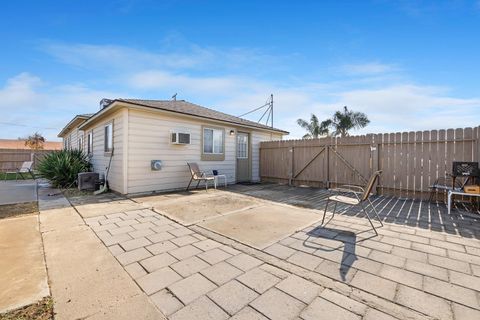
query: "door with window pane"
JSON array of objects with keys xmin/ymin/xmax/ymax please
[{"xmin": 236, "ymin": 132, "xmax": 251, "ymax": 182}]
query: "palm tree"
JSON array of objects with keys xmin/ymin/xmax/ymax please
[
  {"xmin": 330, "ymin": 106, "xmax": 369, "ymax": 137},
  {"xmin": 297, "ymin": 114, "xmax": 332, "ymax": 139}
]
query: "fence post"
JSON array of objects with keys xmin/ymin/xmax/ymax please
[
  {"xmin": 289, "ymin": 146, "xmax": 294, "ymax": 186},
  {"xmin": 326, "ymin": 145, "xmax": 330, "ymax": 189}
]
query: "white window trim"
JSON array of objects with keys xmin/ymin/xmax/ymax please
[
  {"xmin": 203, "ymin": 127, "xmax": 224, "ymax": 155},
  {"xmin": 104, "ymin": 122, "xmax": 113, "ymax": 153},
  {"xmin": 87, "ymin": 130, "xmax": 93, "ymax": 155},
  {"xmin": 237, "ymin": 134, "xmax": 249, "ymax": 159}
]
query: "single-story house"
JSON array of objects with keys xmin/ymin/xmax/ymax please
[
  {"xmin": 58, "ymin": 99, "xmax": 288, "ymax": 194},
  {"xmin": 58, "ymin": 113, "xmax": 94, "ymax": 150}
]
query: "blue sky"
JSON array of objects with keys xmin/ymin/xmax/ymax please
[{"xmin": 1, "ymin": 0, "xmax": 479, "ymax": 141}]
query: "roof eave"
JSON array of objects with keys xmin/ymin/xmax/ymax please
[
  {"xmin": 57, "ymin": 115, "xmax": 91, "ymax": 137},
  {"xmin": 78, "ymin": 99, "xmax": 289, "ymax": 135}
]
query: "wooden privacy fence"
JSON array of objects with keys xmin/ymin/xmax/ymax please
[
  {"xmin": 260, "ymin": 126, "xmax": 480, "ymax": 200},
  {"xmin": 0, "ymin": 149, "xmax": 56, "ymax": 172}
]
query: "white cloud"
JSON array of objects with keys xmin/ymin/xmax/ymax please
[
  {"xmin": 40, "ymin": 42, "xmax": 283, "ymax": 75},
  {"xmin": 340, "ymin": 62, "xmax": 397, "ymax": 76},
  {"xmin": 3, "ymin": 41, "xmax": 479, "ymax": 141},
  {"xmin": 0, "ymin": 73, "xmax": 122, "ymax": 140}
]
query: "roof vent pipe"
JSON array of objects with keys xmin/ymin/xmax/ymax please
[{"xmin": 100, "ymin": 98, "xmax": 113, "ymax": 109}]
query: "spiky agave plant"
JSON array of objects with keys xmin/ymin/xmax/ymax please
[{"xmin": 37, "ymin": 149, "xmax": 91, "ymax": 188}]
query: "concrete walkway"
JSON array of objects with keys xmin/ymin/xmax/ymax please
[
  {"xmin": 38, "ymin": 187, "xmax": 165, "ymax": 320},
  {"xmin": 0, "ymin": 214, "xmax": 49, "ymax": 313}
]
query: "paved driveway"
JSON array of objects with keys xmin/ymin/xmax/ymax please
[{"xmin": 0, "ymin": 180, "xmax": 37, "ymax": 205}]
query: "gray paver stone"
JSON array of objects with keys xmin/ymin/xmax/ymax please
[
  {"xmin": 169, "ymin": 244, "xmax": 202, "ymax": 260},
  {"xmin": 136, "ymin": 267, "xmax": 182, "ymax": 295},
  {"xmin": 197, "ymin": 248, "xmax": 232, "ymax": 264},
  {"xmin": 170, "ymin": 256, "xmax": 210, "ymax": 277},
  {"xmin": 276, "ymin": 274, "xmax": 320, "ymax": 304},
  {"xmin": 350, "ymin": 271, "xmax": 397, "ymax": 300},
  {"xmin": 170, "ymin": 296, "xmax": 228, "ymax": 320},
  {"xmin": 168, "ymin": 273, "xmax": 217, "ymax": 305},
  {"xmin": 116, "ymin": 247, "xmax": 152, "ymax": 266},
  {"xmin": 300, "ymin": 297, "xmax": 361, "ymax": 320},
  {"xmin": 119, "ymin": 237, "xmax": 151, "ymax": 251},
  {"xmin": 146, "ymin": 240, "xmax": 178, "ymax": 255},
  {"xmin": 201, "ymin": 261, "xmax": 244, "ymax": 285},
  {"xmin": 150, "ymin": 289, "xmax": 184, "ymax": 316},
  {"xmin": 395, "ymin": 285, "xmax": 453, "ymax": 320},
  {"xmin": 208, "ymin": 280, "xmax": 258, "ymax": 315},
  {"xmin": 227, "ymin": 253, "xmax": 263, "ymax": 271},
  {"xmin": 250, "ymin": 288, "xmax": 306, "ymax": 320},
  {"xmin": 140, "ymin": 252, "xmax": 178, "ymax": 273}
]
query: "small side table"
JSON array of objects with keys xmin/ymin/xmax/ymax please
[
  {"xmin": 448, "ymin": 190, "xmax": 480, "ymax": 214},
  {"xmin": 214, "ymin": 175, "xmax": 227, "ymax": 189}
]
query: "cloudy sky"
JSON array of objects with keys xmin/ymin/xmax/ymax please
[{"xmin": 1, "ymin": 0, "xmax": 479, "ymax": 141}]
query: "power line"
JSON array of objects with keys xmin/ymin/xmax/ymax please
[{"xmin": 0, "ymin": 121, "xmax": 58, "ymax": 130}]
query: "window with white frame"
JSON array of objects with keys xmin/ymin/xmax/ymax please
[
  {"xmin": 78, "ymin": 135, "xmax": 84, "ymax": 150},
  {"xmin": 104, "ymin": 122, "xmax": 113, "ymax": 153},
  {"xmin": 203, "ymin": 127, "xmax": 224, "ymax": 154},
  {"xmin": 87, "ymin": 131, "xmax": 93, "ymax": 155},
  {"xmin": 237, "ymin": 134, "xmax": 248, "ymax": 159}
]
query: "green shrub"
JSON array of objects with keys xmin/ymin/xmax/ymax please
[{"xmin": 37, "ymin": 149, "xmax": 91, "ymax": 188}]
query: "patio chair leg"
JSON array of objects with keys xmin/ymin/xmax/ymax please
[
  {"xmin": 321, "ymin": 198, "xmax": 330, "ymax": 225},
  {"xmin": 205, "ymin": 179, "xmax": 208, "ymax": 191},
  {"xmin": 186, "ymin": 177, "xmax": 193, "ymax": 191},
  {"xmin": 196, "ymin": 180, "xmax": 201, "ymax": 189},
  {"xmin": 367, "ymin": 198, "xmax": 383, "ymax": 227},
  {"xmin": 360, "ymin": 202, "xmax": 378, "ymax": 236}
]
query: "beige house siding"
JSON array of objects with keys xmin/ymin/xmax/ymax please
[
  {"xmin": 63, "ymin": 128, "xmax": 80, "ymax": 150},
  {"xmin": 84, "ymin": 110, "xmax": 125, "ymax": 193},
  {"xmin": 126, "ymin": 109, "xmax": 238, "ymax": 194}
]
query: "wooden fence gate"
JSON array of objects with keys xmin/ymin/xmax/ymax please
[{"xmin": 260, "ymin": 126, "xmax": 480, "ymax": 200}]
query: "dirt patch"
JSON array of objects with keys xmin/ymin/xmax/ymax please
[
  {"xmin": 62, "ymin": 188, "xmax": 93, "ymax": 198},
  {"xmin": 0, "ymin": 202, "xmax": 38, "ymax": 220},
  {"xmin": 0, "ymin": 296, "xmax": 54, "ymax": 320}
]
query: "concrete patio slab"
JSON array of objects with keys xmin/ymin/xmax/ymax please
[
  {"xmin": 0, "ymin": 180, "xmax": 36, "ymax": 205},
  {"xmin": 142, "ymin": 191, "xmax": 262, "ymax": 225},
  {"xmin": 198, "ymin": 204, "xmax": 322, "ymax": 249},
  {"xmin": 0, "ymin": 215, "xmax": 49, "ymax": 313}
]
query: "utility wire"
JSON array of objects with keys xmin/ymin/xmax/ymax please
[
  {"xmin": 237, "ymin": 102, "xmax": 270, "ymax": 118},
  {"xmin": 0, "ymin": 121, "xmax": 58, "ymax": 130}
]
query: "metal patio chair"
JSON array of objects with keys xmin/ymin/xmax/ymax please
[
  {"xmin": 3, "ymin": 161, "xmax": 35, "ymax": 181},
  {"xmin": 186, "ymin": 162, "xmax": 215, "ymax": 191},
  {"xmin": 322, "ymin": 170, "xmax": 383, "ymax": 235}
]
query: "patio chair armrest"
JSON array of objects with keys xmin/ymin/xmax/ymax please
[
  {"xmin": 338, "ymin": 184, "xmax": 365, "ymax": 192},
  {"xmin": 330, "ymin": 187, "xmax": 362, "ymax": 195}
]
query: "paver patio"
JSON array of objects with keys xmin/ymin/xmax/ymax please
[{"xmin": 67, "ymin": 184, "xmax": 480, "ymax": 319}]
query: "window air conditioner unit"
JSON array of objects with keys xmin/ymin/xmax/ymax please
[{"xmin": 171, "ymin": 132, "xmax": 191, "ymax": 145}]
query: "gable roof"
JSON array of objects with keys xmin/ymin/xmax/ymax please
[
  {"xmin": 58, "ymin": 113, "xmax": 94, "ymax": 137},
  {"xmin": 80, "ymin": 99, "xmax": 288, "ymax": 134}
]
